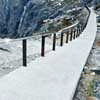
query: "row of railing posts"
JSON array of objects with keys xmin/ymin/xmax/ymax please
[{"xmin": 22, "ymin": 25, "xmax": 83, "ymax": 67}]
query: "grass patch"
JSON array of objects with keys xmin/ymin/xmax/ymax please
[{"xmin": 88, "ymin": 80, "xmax": 94, "ymax": 96}]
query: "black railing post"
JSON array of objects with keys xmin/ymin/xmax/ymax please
[
  {"xmin": 78, "ymin": 28, "xmax": 79, "ymax": 37},
  {"xmin": 78, "ymin": 28, "xmax": 80, "ymax": 36},
  {"xmin": 80, "ymin": 25, "xmax": 82, "ymax": 33},
  {"xmin": 53, "ymin": 33, "xmax": 56, "ymax": 51},
  {"xmin": 76, "ymin": 28, "xmax": 78, "ymax": 38},
  {"xmin": 66, "ymin": 32, "xmax": 69, "ymax": 43},
  {"xmin": 82, "ymin": 26, "xmax": 84, "ymax": 32},
  {"xmin": 22, "ymin": 39, "xmax": 27, "ymax": 67},
  {"xmin": 41, "ymin": 35, "xmax": 45, "ymax": 57},
  {"xmin": 80, "ymin": 25, "xmax": 83, "ymax": 33},
  {"xmin": 60, "ymin": 32, "xmax": 64, "ymax": 46},
  {"xmin": 70, "ymin": 29, "xmax": 73, "ymax": 41},
  {"xmin": 73, "ymin": 29, "xmax": 76, "ymax": 39},
  {"xmin": 79, "ymin": 27, "xmax": 81, "ymax": 35},
  {"xmin": 81, "ymin": 26, "xmax": 83, "ymax": 32}
]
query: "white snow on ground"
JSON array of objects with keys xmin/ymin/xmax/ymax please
[
  {"xmin": 0, "ymin": 37, "xmax": 54, "ymax": 68},
  {"xmin": 0, "ymin": 8, "xmax": 97, "ymax": 100}
]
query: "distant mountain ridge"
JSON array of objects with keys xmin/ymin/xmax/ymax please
[{"xmin": 0, "ymin": 0, "xmax": 80, "ymax": 38}]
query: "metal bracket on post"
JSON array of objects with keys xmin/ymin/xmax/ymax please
[
  {"xmin": 22, "ymin": 39, "xmax": 27, "ymax": 67},
  {"xmin": 53, "ymin": 33, "xmax": 56, "ymax": 51},
  {"xmin": 41, "ymin": 35, "xmax": 45, "ymax": 57},
  {"xmin": 60, "ymin": 32, "xmax": 64, "ymax": 46}
]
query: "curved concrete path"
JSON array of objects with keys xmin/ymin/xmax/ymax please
[{"xmin": 0, "ymin": 8, "xmax": 97, "ymax": 100}]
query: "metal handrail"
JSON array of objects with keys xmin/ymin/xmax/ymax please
[{"xmin": 0, "ymin": 21, "xmax": 80, "ymax": 43}]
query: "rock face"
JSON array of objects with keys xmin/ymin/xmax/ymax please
[{"xmin": 0, "ymin": 0, "xmax": 80, "ymax": 38}]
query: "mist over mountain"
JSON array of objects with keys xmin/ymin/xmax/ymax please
[{"xmin": 0, "ymin": 0, "xmax": 80, "ymax": 38}]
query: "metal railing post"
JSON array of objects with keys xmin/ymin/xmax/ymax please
[
  {"xmin": 41, "ymin": 36, "xmax": 45, "ymax": 57},
  {"xmin": 78, "ymin": 28, "xmax": 79, "ymax": 37},
  {"xmin": 73, "ymin": 29, "xmax": 76, "ymax": 39},
  {"xmin": 22, "ymin": 39, "xmax": 27, "ymax": 67},
  {"xmin": 80, "ymin": 25, "xmax": 82, "ymax": 33},
  {"xmin": 60, "ymin": 32, "xmax": 64, "ymax": 46},
  {"xmin": 79, "ymin": 27, "xmax": 81, "ymax": 35},
  {"xmin": 66, "ymin": 32, "xmax": 69, "ymax": 43},
  {"xmin": 70, "ymin": 29, "xmax": 73, "ymax": 41},
  {"xmin": 76, "ymin": 28, "xmax": 78, "ymax": 38},
  {"xmin": 53, "ymin": 33, "xmax": 56, "ymax": 51}
]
